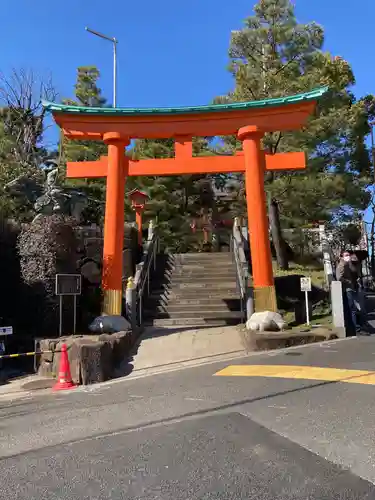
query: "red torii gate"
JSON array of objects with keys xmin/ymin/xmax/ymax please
[{"xmin": 44, "ymin": 86, "xmax": 327, "ymax": 316}]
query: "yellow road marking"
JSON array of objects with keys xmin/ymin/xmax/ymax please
[{"xmin": 214, "ymin": 365, "xmax": 375, "ymax": 385}]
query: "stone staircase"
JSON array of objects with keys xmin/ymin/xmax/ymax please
[{"xmin": 144, "ymin": 252, "xmax": 243, "ymax": 327}]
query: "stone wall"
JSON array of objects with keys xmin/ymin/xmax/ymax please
[{"xmin": 38, "ymin": 330, "xmax": 133, "ymax": 385}]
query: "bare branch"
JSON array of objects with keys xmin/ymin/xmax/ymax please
[{"xmin": 0, "ymin": 68, "xmax": 57, "ymax": 169}]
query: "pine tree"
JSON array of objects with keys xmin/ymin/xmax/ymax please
[{"xmin": 218, "ymin": 0, "xmax": 374, "ymax": 268}]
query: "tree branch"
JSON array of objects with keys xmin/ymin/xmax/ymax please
[
  {"xmin": 0, "ymin": 69, "xmax": 57, "ymax": 168},
  {"xmin": 273, "ymin": 132, "xmax": 282, "ymax": 154}
]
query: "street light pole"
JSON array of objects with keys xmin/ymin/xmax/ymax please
[
  {"xmin": 85, "ymin": 27, "xmax": 118, "ymax": 107},
  {"xmin": 370, "ymin": 121, "xmax": 375, "ymax": 183},
  {"xmin": 113, "ymin": 39, "xmax": 117, "ymax": 108}
]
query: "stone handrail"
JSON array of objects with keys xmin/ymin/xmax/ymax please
[
  {"xmin": 125, "ymin": 221, "xmax": 159, "ymax": 329},
  {"xmin": 231, "ymin": 218, "xmax": 254, "ymax": 322}
]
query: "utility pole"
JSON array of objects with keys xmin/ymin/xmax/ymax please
[{"xmin": 85, "ymin": 27, "xmax": 118, "ymax": 107}]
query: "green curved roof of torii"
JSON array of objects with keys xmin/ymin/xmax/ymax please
[{"xmin": 43, "ymin": 86, "xmax": 328, "ymax": 117}]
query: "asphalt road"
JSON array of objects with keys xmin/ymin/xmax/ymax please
[{"xmin": 2, "ymin": 336, "xmax": 375, "ymax": 498}]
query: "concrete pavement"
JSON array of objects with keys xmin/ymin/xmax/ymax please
[
  {"xmin": 2, "ymin": 336, "xmax": 375, "ymax": 497},
  {"xmin": 0, "ymin": 411, "xmax": 372, "ymax": 499},
  {"xmin": 129, "ymin": 324, "xmax": 247, "ymax": 372}
]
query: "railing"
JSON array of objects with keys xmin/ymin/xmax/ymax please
[
  {"xmin": 125, "ymin": 221, "xmax": 159, "ymax": 329},
  {"xmin": 230, "ymin": 218, "xmax": 253, "ymax": 322}
]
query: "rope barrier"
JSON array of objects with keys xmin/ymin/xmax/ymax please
[{"xmin": 0, "ymin": 350, "xmax": 52, "ymax": 360}]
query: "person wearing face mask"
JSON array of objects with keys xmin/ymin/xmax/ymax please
[
  {"xmin": 336, "ymin": 250, "xmax": 362, "ymax": 335},
  {"xmin": 350, "ymin": 252, "xmax": 367, "ymax": 327}
]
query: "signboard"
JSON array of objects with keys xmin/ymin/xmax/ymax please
[
  {"xmin": 0, "ymin": 326, "xmax": 13, "ymax": 336},
  {"xmin": 55, "ymin": 274, "xmax": 82, "ymax": 336},
  {"xmin": 300, "ymin": 277, "xmax": 311, "ymax": 326},
  {"xmin": 55, "ymin": 274, "xmax": 82, "ymax": 296},
  {"xmin": 300, "ymin": 277, "xmax": 312, "ymax": 293}
]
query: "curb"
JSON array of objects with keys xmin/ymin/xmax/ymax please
[
  {"xmin": 70, "ymin": 335, "xmax": 357, "ymax": 393},
  {"xmin": 0, "ymin": 334, "xmax": 358, "ymax": 398},
  {"xmin": 239, "ymin": 328, "xmax": 339, "ymax": 352}
]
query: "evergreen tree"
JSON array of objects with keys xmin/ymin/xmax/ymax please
[
  {"xmin": 129, "ymin": 137, "xmax": 217, "ymax": 251},
  {"xmin": 218, "ymin": 0, "xmax": 374, "ymax": 268}
]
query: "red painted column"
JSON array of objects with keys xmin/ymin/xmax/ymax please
[
  {"xmin": 135, "ymin": 208, "xmax": 143, "ymax": 246},
  {"xmin": 102, "ymin": 132, "xmax": 129, "ymax": 315},
  {"xmin": 238, "ymin": 126, "xmax": 277, "ymax": 312}
]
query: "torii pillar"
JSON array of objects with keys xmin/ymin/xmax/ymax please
[
  {"xmin": 102, "ymin": 132, "xmax": 129, "ymax": 315},
  {"xmin": 238, "ymin": 126, "xmax": 276, "ymax": 311}
]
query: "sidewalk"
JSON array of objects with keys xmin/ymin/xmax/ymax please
[
  {"xmin": 0, "ymin": 323, "xmax": 337, "ymax": 399},
  {"xmin": 0, "ymin": 375, "xmax": 54, "ymax": 401},
  {"xmin": 128, "ymin": 325, "xmax": 248, "ymax": 375}
]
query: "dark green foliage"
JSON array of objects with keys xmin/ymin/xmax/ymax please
[
  {"xmin": 0, "ymin": 218, "xmax": 22, "ymax": 328},
  {"xmin": 128, "ymin": 138, "xmax": 218, "ymax": 251},
  {"xmin": 216, "ymin": 0, "xmax": 374, "ymax": 267}
]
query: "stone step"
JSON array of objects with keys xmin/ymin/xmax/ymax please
[
  {"xmin": 157, "ymin": 275, "xmax": 238, "ymax": 286},
  {"xmin": 171, "ymin": 282, "xmax": 237, "ymax": 290},
  {"xmin": 162, "ymin": 264, "xmax": 237, "ymax": 272},
  {"xmin": 143, "ymin": 252, "xmax": 242, "ymax": 328},
  {"xmin": 149, "ymin": 291, "xmax": 239, "ymax": 301},
  {"xmin": 149, "ymin": 288, "xmax": 239, "ymax": 298},
  {"xmin": 145, "ymin": 303, "xmax": 241, "ymax": 314},
  {"xmin": 157, "ymin": 260, "xmax": 236, "ymax": 270},
  {"xmin": 170, "ymin": 276, "xmax": 237, "ymax": 284},
  {"xmin": 165, "ymin": 266, "xmax": 238, "ymax": 276},
  {"xmin": 172, "ymin": 262, "xmax": 235, "ymax": 269},
  {"xmin": 146, "ymin": 297, "xmax": 241, "ymax": 307},
  {"xmin": 147, "ymin": 316, "xmax": 243, "ymax": 327},
  {"xmin": 147, "ymin": 310, "xmax": 243, "ymax": 319},
  {"xmin": 173, "ymin": 252, "xmax": 233, "ymax": 256},
  {"xmin": 171, "ymin": 263, "xmax": 237, "ymax": 270},
  {"xmin": 149, "ymin": 289, "xmax": 240, "ymax": 299},
  {"xmin": 171, "ymin": 257, "xmax": 235, "ymax": 264},
  {"xmin": 172, "ymin": 256, "xmax": 234, "ymax": 263}
]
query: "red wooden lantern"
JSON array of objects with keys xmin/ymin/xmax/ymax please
[
  {"xmin": 129, "ymin": 189, "xmax": 149, "ymax": 210},
  {"xmin": 128, "ymin": 189, "xmax": 149, "ymax": 245}
]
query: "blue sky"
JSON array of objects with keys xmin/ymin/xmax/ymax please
[
  {"xmin": 1, "ymin": 0, "xmax": 374, "ymax": 219},
  {"xmin": 1, "ymin": 0, "xmax": 373, "ymax": 114}
]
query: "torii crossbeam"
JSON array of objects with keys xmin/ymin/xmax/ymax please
[{"xmin": 44, "ymin": 86, "xmax": 327, "ymax": 316}]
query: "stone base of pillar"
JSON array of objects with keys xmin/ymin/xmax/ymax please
[
  {"xmin": 102, "ymin": 289, "xmax": 123, "ymax": 316},
  {"xmin": 254, "ymin": 285, "xmax": 278, "ymax": 312}
]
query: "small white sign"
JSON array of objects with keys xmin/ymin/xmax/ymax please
[
  {"xmin": 300, "ymin": 277, "xmax": 312, "ymax": 293},
  {"xmin": 0, "ymin": 326, "xmax": 13, "ymax": 336}
]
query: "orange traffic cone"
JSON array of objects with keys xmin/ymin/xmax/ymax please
[{"xmin": 53, "ymin": 343, "xmax": 76, "ymax": 391}]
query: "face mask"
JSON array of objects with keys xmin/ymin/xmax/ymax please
[{"xmin": 343, "ymin": 256, "xmax": 351, "ymax": 262}]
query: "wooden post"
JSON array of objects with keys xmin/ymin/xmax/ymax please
[
  {"xmin": 129, "ymin": 189, "xmax": 149, "ymax": 247},
  {"xmin": 238, "ymin": 126, "xmax": 277, "ymax": 312},
  {"xmin": 203, "ymin": 212, "xmax": 209, "ymax": 244},
  {"xmin": 102, "ymin": 132, "xmax": 129, "ymax": 315},
  {"xmin": 135, "ymin": 208, "xmax": 143, "ymax": 245}
]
